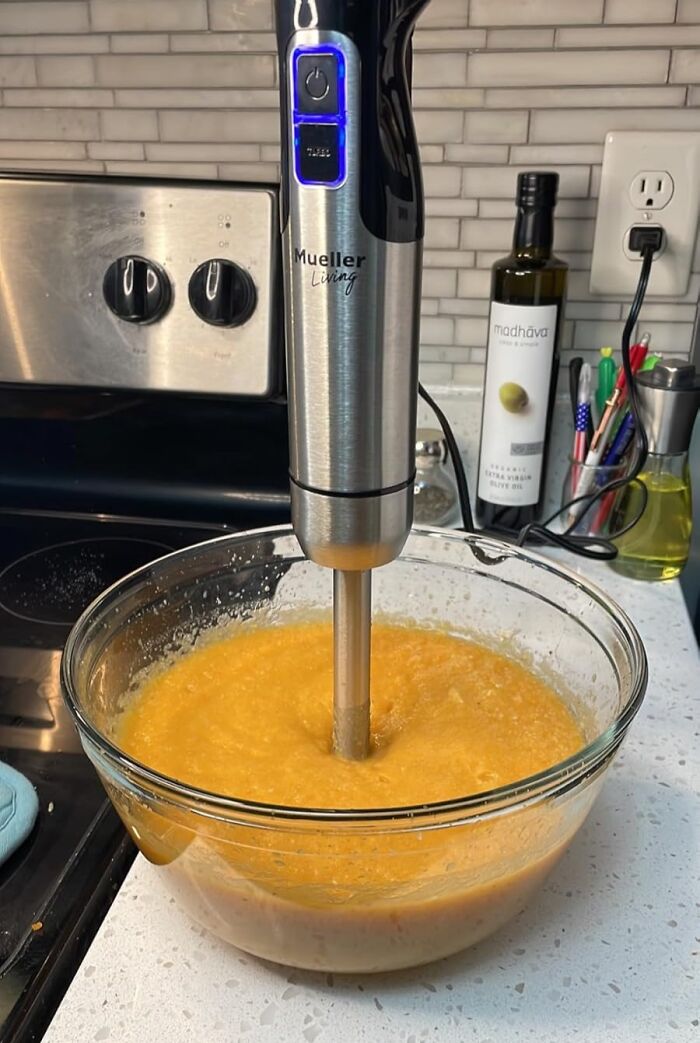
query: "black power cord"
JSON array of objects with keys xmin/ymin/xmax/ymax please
[{"xmin": 420, "ymin": 234, "xmax": 658, "ymax": 562}]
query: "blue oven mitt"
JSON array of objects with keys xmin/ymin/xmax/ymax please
[{"xmin": 0, "ymin": 761, "xmax": 39, "ymax": 868}]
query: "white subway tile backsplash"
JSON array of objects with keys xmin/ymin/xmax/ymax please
[
  {"xmin": 605, "ymin": 0, "xmax": 676, "ymax": 22},
  {"xmin": 0, "ymin": 58, "xmax": 36, "ymax": 88},
  {"xmin": 531, "ymin": 107, "xmax": 700, "ymax": 143},
  {"xmin": 484, "ymin": 85, "xmax": 686, "ymax": 108},
  {"xmin": 424, "ymin": 250, "xmax": 476, "ymax": 268},
  {"xmin": 634, "ymin": 303, "xmax": 698, "ymax": 322},
  {"xmin": 677, "ymin": 0, "xmax": 700, "ymax": 23},
  {"xmin": 111, "ymin": 35, "xmax": 169, "ymax": 53},
  {"xmin": 420, "ymin": 346, "xmax": 472, "ymax": 363},
  {"xmin": 0, "ymin": 140, "xmax": 87, "ymax": 159},
  {"xmin": 636, "ymin": 322, "xmax": 695, "ymax": 353},
  {"xmin": 455, "ymin": 317, "xmax": 488, "ymax": 347},
  {"xmin": 414, "ymin": 29, "xmax": 485, "ymax": 50},
  {"xmin": 413, "ymin": 53, "xmax": 468, "ymax": 88},
  {"xmin": 566, "ymin": 302, "xmax": 622, "ymax": 320},
  {"xmin": 671, "ymin": 49, "xmax": 700, "ymax": 82},
  {"xmin": 422, "ymin": 269, "xmax": 458, "ymax": 298},
  {"xmin": 217, "ymin": 162, "xmax": 278, "ymax": 181},
  {"xmin": 423, "ymin": 165, "xmax": 462, "ymax": 196},
  {"xmin": 419, "ymin": 145, "xmax": 445, "ymax": 163},
  {"xmin": 421, "ymin": 317, "xmax": 455, "ymax": 345},
  {"xmin": 509, "ymin": 144, "xmax": 604, "ymax": 165},
  {"xmin": 37, "ymin": 57, "xmax": 95, "ymax": 87},
  {"xmin": 419, "ymin": 0, "xmax": 470, "ymax": 29},
  {"xmin": 0, "ymin": 108, "xmax": 99, "ymax": 140},
  {"xmin": 114, "ymin": 88, "xmax": 279, "ymax": 108},
  {"xmin": 558, "ymin": 25, "xmax": 700, "ymax": 48},
  {"xmin": 101, "ymin": 109, "xmax": 159, "ymax": 140},
  {"xmin": 104, "ymin": 160, "xmax": 219, "ymax": 178},
  {"xmin": 464, "ymin": 109, "xmax": 528, "ymax": 143},
  {"xmin": 0, "ymin": 35, "xmax": 109, "ymax": 55},
  {"xmin": 463, "ymin": 216, "xmax": 594, "ymax": 252},
  {"xmin": 444, "ymin": 143, "xmax": 508, "ymax": 163},
  {"xmin": 462, "ymin": 164, "xmax": 589, "ymax": 198},
  {"xmin": 426, "ymin": 198, "xmax": 478, "ymax": 216},
  {"xmin": 0, "ymin": 0, "xmax": 697, "ymax": 383},
  {"xmin": 457, "ymin": 269, "xmax": 492, "ymax": 298},
  {"xmin": 452, "ymin": 363, "xmax": 484, "ymax": 387},
  {"xmin": 414, "ymin": 110, "xmax": 464, "ymax": 142},
  {"xmin": 5, "ymin": 89, "xmax": 113, "ymax": 107},
  {"xmin": 208, "ymin": 0, "xmax": 273, "ymax": 31},
  {"xmin": 413, "ymin": 88, "xmax": 484, "ymax": 109},
  {"xmin": 573, "ymin": 320, "xmax": 632, "ymax": 351},
  {"xmin": 88, "ymin": 141, "xmax": 145, "ymax": 160},
  {"xmin": 0, "ymin": 158, "xmax": 104, "ymax": 172},
  {"xmin": 480, "ymin": 197, "xmax": 597, "ymax": 218},
  {"xmin": 419, "ymin": 362, "xmax": 454, "ymax": 385},
  {"xmin": 439, "ymin": 298, "xmax": 490, "ymax": 316},
  {"xmin": 467, "ymin": 49, "xmax": 669, "ymax": 87},
  {"xmin": 486, "ymin": 29, "xmax": 554, "ymax": 49},
  {"xmin": 470, "ymin": 0, "xmax": 603, "ymax": 25},
  {"xmin": 0, "ymin": 3, "xmax": 89, "ymax": 34},
  {"xmin": 170, "ymin": 33, "xmax": 277, "ymax": 53},
  {"xmin": 96, "ymin": 54, "xmax": 276, "ymax": 88},
  {"xmin": 91, "ymin": 0, "xmax": 207, "ymax": 31},
  {"xmin": 160, "ymin": 109, "xmax": 280, "ymax": 143},
  {"xmin": 146, "ymin": 142, "xmax": 260, "ymax": 162},
  {"xmin": 425, "ymin": 217, "xmax": 461, "ymax": 250}
]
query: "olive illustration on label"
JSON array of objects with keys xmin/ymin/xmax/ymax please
[{"xmin": 499, "ymin": 381, "xmax": 529, "ymax": 413}]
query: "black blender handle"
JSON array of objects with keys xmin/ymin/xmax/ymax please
[{"xmin": 274, "ymin": 0, "xmax": 429, "ymax": 243}]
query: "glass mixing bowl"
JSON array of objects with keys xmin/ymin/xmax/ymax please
[{"xmin": 61, "ymin": 526, "xmax": 647, "ymax": 973}]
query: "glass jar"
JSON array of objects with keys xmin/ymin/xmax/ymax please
[
  {"xmin": 560, "ymin": 458, "xmax": 628, "ymax": 538},
  {"xmin": 611, "ymin": 451, "xmax": 692, "ymax": 580},
  {"xmin": 413, "ymin": 428, "xmax": 459, "ymax": 526}
]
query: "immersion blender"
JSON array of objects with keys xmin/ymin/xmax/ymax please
[{"xmin": 274, "ymin": 0, "xmax": 428, "ymax": 758}]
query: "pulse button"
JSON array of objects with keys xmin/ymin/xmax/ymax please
[{"xmin": 296, "ymin": 53, "xmax": 338, "ymax": 115}]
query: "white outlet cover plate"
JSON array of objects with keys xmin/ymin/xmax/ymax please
[{"xmin": 590, "ymin": 130, "xmax": 700, "ymax": 297}]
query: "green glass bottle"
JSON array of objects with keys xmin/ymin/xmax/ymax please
[{"xmin": 476, "ymin": 171, "xmax": 568, "ymax": 534}]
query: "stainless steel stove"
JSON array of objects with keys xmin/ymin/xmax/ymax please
[{"xmin": 0, "ymin": 174, "xmax": 290, "ymax": 1043}]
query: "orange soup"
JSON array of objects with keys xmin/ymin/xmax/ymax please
[
  {"xmin": 119, "ymin": 621, "xmax": 583, "ymax": 807},
  {"xmin": 112, "ymin": 622, "xmax": 591, "ymax": 971}
]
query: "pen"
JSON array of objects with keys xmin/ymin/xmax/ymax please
[
  {"xmin": 571, "ymin": 362, "xmax": 592, "ymax": 493},
  {"xmin": 566, "ymin": 334, "xmax": 650, "ymax": 527}
]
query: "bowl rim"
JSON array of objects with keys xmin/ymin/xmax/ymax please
[{"xmin": 61, "ymin": 523, "xmax": 648, "ymax": 826}]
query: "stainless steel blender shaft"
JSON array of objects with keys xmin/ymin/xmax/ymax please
[
  {"xmin": 332, "ymin": 569, "xmax": 371, "ymax": 759},
  {"xmin": 275, "ymin": 1, "xmax": 428, "ymax": 759}
]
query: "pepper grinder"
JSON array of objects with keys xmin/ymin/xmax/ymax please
[{"xmin": 612, "ymin": 359, "xmax": 700, "ymax": 581}]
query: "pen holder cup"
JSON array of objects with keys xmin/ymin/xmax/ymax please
[{"xmin": 561, "ymin": 458, "xmax": 628, "ymax": 538}]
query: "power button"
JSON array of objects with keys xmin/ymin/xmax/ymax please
[
  {"xmin": 305, "ymin": 67, "xmax": 329, "ymax": 100},
  {"xmin": 295, "ymin": 53, "xmax": 339, "ymax": 116}
]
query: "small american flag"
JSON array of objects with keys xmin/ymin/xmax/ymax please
[{"xmin": 575, "ymin": 401, "xmax": 590, "ymax": 433}]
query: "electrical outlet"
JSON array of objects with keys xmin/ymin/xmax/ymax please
[
  {"xmin": 628, "ymin": 170, "xmax": 674, "ymax": 210},
  {"xmin": 590, "ymin": 130, "xmax": 700, "ymax": 297}
]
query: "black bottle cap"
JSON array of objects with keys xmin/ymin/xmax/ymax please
[{"xmin": 517, "ymin": 171, "xmax": 559, "ymax": 208}]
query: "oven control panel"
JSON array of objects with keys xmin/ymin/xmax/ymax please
[{"xmin": 0, "ymin": 175, "xmax": 282, "ymax": 397}]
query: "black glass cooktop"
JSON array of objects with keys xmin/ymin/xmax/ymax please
[{"xmin": 0, "ymin": 509, "xmax": 228, "ymax": 1043}]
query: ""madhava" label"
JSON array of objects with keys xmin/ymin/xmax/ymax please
[{"xmin": 478, "ymin": 300, "xmax": 557, "ymax": 507}]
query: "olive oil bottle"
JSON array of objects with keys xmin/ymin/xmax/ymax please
[
  {"xmin": 476, "ymin": 171, "xmax": 568, "ymax": 534},
  {"xmin": 612, "ymin": 359, "xmax": 699, "ymax": 581}
]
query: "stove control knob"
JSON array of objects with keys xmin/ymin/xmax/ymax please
[
  {"xmin": 103, "ymin": 256, "xmax": 171, "ymax": 324},
  {"xmin": 188, "ymin": 259, "xmax": 256, "ymax": 327}
]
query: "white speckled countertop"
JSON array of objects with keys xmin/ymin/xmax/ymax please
[{"xmin": 44, "ymin": 392, "xmax": 700, "ymax": 1043}]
